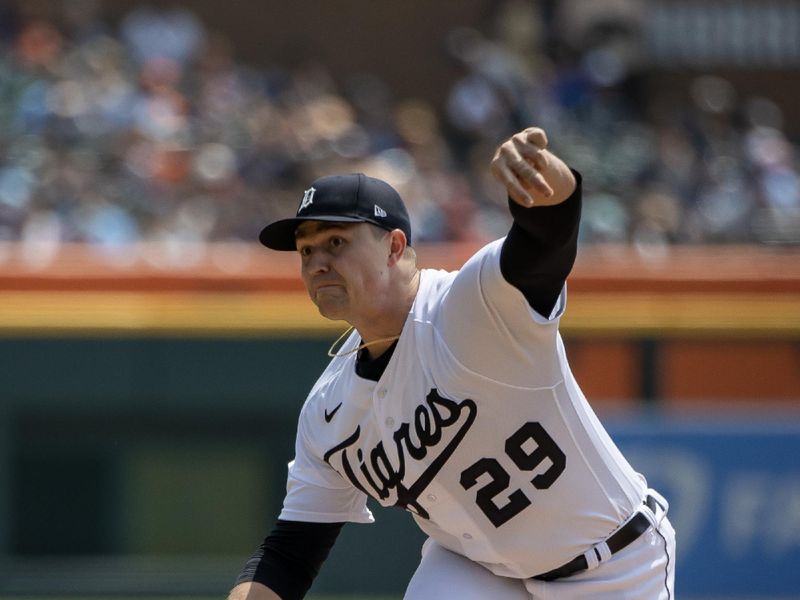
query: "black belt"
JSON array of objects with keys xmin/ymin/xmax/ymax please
[{"xmin": 533, "ymin": 495, "xmax": 658, "ymax": 582}]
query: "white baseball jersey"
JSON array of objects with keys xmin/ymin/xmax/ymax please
[{"xmin": 279, "ymin": 238, "xmax": 647, "ymax": 578}]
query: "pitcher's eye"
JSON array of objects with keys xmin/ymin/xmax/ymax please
[
  {"xmin": 298, "ymin": 246, "xmax": 311, "ymax": 257},
  {"xmin": 330, "ymin": 236, "xmax": 345, "ymax": 248}
]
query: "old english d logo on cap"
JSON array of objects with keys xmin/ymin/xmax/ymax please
[
  {"xmin": 259, "ymin": 173, "xmax": 412, "ymax": 251},
  {"xmin": 299, "ymin": 187, "xmax": 316, "ymax": 212}
]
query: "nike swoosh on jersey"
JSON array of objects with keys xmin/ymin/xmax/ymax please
[{"xmin": 324, "ymin": 402, "xmax": 343, "ymax": 423}]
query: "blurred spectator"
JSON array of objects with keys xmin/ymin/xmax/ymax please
[
  {"xmin": 121, "ymin": 5, "xmax": 203, "ymax": 66},
  {"xmin": 0, "ymin": 0, "xmax": 797, "ymax": 259}
]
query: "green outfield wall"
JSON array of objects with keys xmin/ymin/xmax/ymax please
[{"xmin": 0, "ymin": 336, "xmax": 426, "ymax": 596}]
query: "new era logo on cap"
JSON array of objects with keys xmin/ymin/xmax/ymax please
[{"xmin": 259, "ymin": 173, "xmax": 412, "ymax": 251}]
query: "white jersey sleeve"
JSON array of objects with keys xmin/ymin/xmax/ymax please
[
  {"xmin": 279, "ymin": 399, "xmax": 375, "ymax": 524},
  {"xmin": 437, "ymin": 238, "xmax": 566, "ymax": 387}
]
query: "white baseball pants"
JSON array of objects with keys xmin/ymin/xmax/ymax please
[{"xmin": 403, "ymin": 492, "xmax": 676, "ymax": 600}]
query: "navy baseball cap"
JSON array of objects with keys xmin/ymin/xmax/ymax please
[{"xmin": 259, "ymin": 173, "xmax": 412, "ymax": 251}]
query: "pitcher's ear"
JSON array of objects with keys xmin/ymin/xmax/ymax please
[{"xmin": 387, "ymin": 229, "xmax": 407, "ymax": 265}]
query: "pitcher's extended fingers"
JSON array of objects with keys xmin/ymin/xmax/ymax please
[
  {"xmin": 506, "ymin": 135, "xmax": 554, "ymax": 197},
  {"xmin": 491, "ymin": 160, "xmax": 534, "ymax": 206},
  {"xmin": 523, "ymin": 167, "xmax": 553, "ymax": 198},
  {"xmin": 515, "ymin": 148, "xmax": 553, "ymax": 196},
  {"xmin": 516, "ymin": 142, "xmax": 550, "ymax": 173},
  {"xmin": 498, "ymin": 145, "xmax": 545, "ymax": 193}
]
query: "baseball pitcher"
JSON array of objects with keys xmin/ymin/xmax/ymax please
[{"xmin": 228, "ymin": 127, "xmax": 676, "ymax": 600}]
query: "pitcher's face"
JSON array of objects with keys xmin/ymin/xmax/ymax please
[{"xmin": 295, "ymin": 221, "xmax": 392, "ymax": 322}]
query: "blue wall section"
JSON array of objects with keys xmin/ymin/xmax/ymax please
[{"xmin": 610, "ymin": 417, "xmax": 800, "ymax": 597}]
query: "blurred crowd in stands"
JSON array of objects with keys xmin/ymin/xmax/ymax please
[{"xmin": 0, "ymin": 0, "xmax": 798, "ymax": 257}]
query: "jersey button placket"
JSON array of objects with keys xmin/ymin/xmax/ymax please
[{"xmin": 375, "ymin": 387, "xmax": 394, "ymax": 428}]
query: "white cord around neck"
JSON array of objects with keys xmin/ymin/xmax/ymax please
[{"xmin": 327, "ymin": 326, "xmax": 401, "ymax": 358}]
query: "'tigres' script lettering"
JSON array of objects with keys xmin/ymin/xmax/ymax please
[{"xmin": 323, "ymin": 389, "xmax": 477, "ymax": 519}]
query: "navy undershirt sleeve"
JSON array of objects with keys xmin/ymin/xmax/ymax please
[
  {"xmin": 500, "ymin": 170, "xmax": 582, "ymax": 317},
  {"xmin": 235, "ymin": 519, "xmax": 344, "ymax": 600}
]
